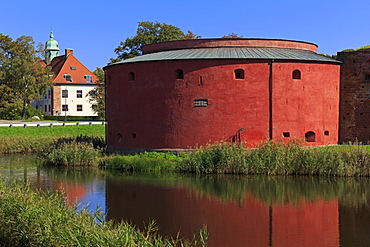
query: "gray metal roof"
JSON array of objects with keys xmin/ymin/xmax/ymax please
[{"xmin": 111, "ymin": 47, "xmax": 340, "ymax": 65}]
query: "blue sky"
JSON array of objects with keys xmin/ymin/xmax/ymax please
[{"xmin": 1, "ymin": 0, "xmax": 369, "ymax": 71}]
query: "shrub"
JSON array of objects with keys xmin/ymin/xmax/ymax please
[{"xmin": 40, "ymin": 141, "xmax": 103, "ymax": 167}]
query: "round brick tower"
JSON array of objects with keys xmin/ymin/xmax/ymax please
[{"xmin": 105, "ymin": 38, "xmax": 341, "ymax": 153}]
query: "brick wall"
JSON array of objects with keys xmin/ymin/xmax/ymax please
[{"xmin": 337, "ymin": 50, "xmax": 370, "ymax": 143}]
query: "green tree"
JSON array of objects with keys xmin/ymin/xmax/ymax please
[
  {"xmin": 86, "ymin": 67, "xmax": 105, "ymax": 119},
  {"xmin": 112, "ymin": 21, "xmax": 201, "ymax": 62},
  {"xmin": 0, "ymin": 34, "xmax": 53, "ymax": 120},
  {"xmin": 221, "ymin": 33, "xmax": 243, "ymax": 38}
]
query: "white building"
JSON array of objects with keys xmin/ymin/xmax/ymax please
[{"xmin": 33, "ymin": 32, "xmax": 98, "ymax": 116}]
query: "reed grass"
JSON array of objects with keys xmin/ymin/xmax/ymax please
[
  {"xmin": 40, "ymin": 141, "xmax": 104, "ymax": 167},
  {"xmin": 177, "ymin": 141, "xmax": 370, "ymax": 177},
  {"xmin": 0, "ymin": 179, "xmax": 208, "ymax": 247},
  {"xmin": 105, "ymin": 152, "xmax": 185, "ymax": 172}
]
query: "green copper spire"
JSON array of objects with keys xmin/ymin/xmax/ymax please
[{"xmin": 45, "ymin": 31, "xmax": 60, "ymax": 64}]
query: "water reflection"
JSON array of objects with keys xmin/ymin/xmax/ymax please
[
  {"xmin": 2, "ymin": 155, "xmax": 370, "ymax": 246},
  {"xmin": 107, "ymin": 174, "xmax": 341, "ymax": 247}
]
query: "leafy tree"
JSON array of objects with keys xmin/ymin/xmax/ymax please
[
  {"xmin": 0, "ymin": 34, "xmax": 53, "ymax": 120},
  {"xmin": 112, "ymin": 21, "xmax": 201, "ymax": 62},
  {"xmin": 86, "ymin": 67, "xmax": 105, "ymax": 119},
  {"xmin": 222, "ymin": 33, "xmax": 243, "ymax": 38},
  {"xmin": 319, "ymin": 53, "xmax": 337, "ymax": 59}
]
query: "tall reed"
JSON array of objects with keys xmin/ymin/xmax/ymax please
[{"xmin": 178, "ymin": 141, "xmax": 370, "ymax": 177}]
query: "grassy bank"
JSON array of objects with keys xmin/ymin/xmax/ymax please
[
  {"xmin": 0, "ymin": 125, "xmax": 105, "ymax": 154},
  {"xmin": 104, "ymin": 152, "xmax": 186, "ymax": 172},
  {"xmin": 104, "ymin": 141, "xmax": 370, "ymax": 177},
  {"xmin": 0, "ymin": 179, "xmax": 207, "ymax": 246}
]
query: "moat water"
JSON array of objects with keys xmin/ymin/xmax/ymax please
[{"xmin": 2, "ymin": 154, "xmax": 370, "ymax": 247}]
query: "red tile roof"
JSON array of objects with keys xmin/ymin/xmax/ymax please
[{"xmin": 48, "ymin": 50, "xmax": 97, "ymax": 85}]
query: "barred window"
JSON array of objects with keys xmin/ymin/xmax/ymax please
[
  {"xmin": 62, "ymin": 90, "xmax": 68, "ymax": 98},
  {"xmin": 194, "ymin": 99, "xmax": 208, "ymax": 107}
]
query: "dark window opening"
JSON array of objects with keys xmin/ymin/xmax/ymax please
[
  {"xmin": 117, "ymin": 133, "xmax": 122, "ymax": 143},
  {"xmin": 194, "ymin": 99, "xmax": 208, "ymax": 107},
  {"xmin": 234, "ymin": 69, "xmax": 245, "ymax": 79},
  {"xmin": 128, "ymin": 72, "xmax": 135, "ymax": 81},
  {"xmin": 283, "ymin": 132, "xmax": 290, "ymax": 138},
  {"xmin": 62, "ymin": 90, "xmax": 68, "ymax": 98},
  {"xmin": 354, "ymin": 73, "xmax": 358, "ymax": 76},
  {"xmin": 324, "ymin": 131, "xmax": 329, "ymax": 136},
  {"xmin": 365, "ymin": 74, "xmax": 370, "ymax": 83},
  {"xmin": 292, "ymin": 69, "xmax": 301, "ymax": 79},
  {"xmin": 70, "ymin": 66, "xmax": 76, "ymax": 70},
  {"xmin": 62, "ymin": 104, "xmax": 68, "ymax": 111},
  {"xmin": 343, "ymin": 116, "xmax": 346, "ymax": 120},
  {"xmin": 305, "ymin": 131, "xmax": 316, "ymax": 142},
  {"xmin": 132, "ymin": 133, "xmax": 137, "ymax": 139},
  {"xmin": 77, "ymin": 90, "xmax": 82, "ymax": 98},
  {"xmin": 77, "ymin": 105, "xmax": 83, "ymax": 111},
  {"xmin": 44, "ymin": 105, "xmax": 47, "ymax": 112},
  {"xmin": 175, "ymin": 69, "xmax": 184, "ymax": 79}
]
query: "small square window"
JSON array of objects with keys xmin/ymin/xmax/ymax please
[
  {"xmin": 77, "ymin": 105, "xmax": 83, "ymax": 111},
  {"xmin": 62, "ymin": 104, "xmax": 68, "ymax": 111},
  {"xmin": 77, "ymin": 90, "xmax": 82, "ymax": 98},
  {"xmin": 324, "ymin": 131, "xmax": 329, "ymax": 136},
  {"xmin": 70, "ymin": 66, "xmax": 76, "ymax": 70},
  {"xmin": 283, "ymin": 132, "xmax": 290, "ymax": 137}
]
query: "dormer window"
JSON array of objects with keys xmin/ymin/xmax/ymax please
[
  {"xmin": 70, "ymin": 66, "xmax": 76, "ymax": 70},
  {"xmin": 64, "ymin": 74, "xmax": 72, "ymax": 82},
  {"xmin": 84, "ymin": 75, "xmax": 92, "ymax": 83}
]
